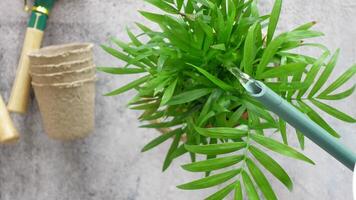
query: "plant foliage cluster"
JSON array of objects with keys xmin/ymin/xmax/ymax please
[{"xmin": 100, "ymin": 0, "xmax": 356, "ymax": 199}]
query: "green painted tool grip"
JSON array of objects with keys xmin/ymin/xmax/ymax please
[
  {"xmin": 245, "ymin": 80, "xmax": 356, "ymax": 170},
  {"xmin": 28, "ymin": 0, "xmax": 56, "ymax": 30}
]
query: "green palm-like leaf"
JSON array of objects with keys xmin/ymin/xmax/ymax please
[
  {"xmin": 296, "ymin": 130, "xmax": 305, "ymax": 150},
  {"xmin": 256, "ymin": 34, "xmax": 287, "ymax": 76},
  {"xmin": 185, "ymin": 142, "xmax": 246, "ymax": 155},
  {"xmin": 162, "ymin": 131, "xmax": 182, "ymax": 171},
  {"xmin": 105, "ymin": 75, "xmax": 150, "ymax": 96},
  {"xmin": 161, "ymin": 79, "xmax": 178, "ymax": 105},
  {"xmin": 97, "ymin": 67, "xmax": 146, "ymax": 74},
  {"xmin": 142, "ymin": 128, "xmax": 182, "ymax": 152},
  {"xmin": 296, "ymin": 51, "xmax": 330, "ymax": 99},
  {"xmin": 205, "ymin": 182, "xmax": 236, "ymax": 200},
  {"xmin": 246, "ymin": 158, "xmax": 278, "ymax": 200},
  {"xmin": 177, "ymin": 169, "xmax": 241, "ymax": 190},
  {"xmin": 243, "ymin": 23, "xmax": 258, "ymax": 75},
  {"xmin": 101, "ymin": 45, "xmax": 146, "ymax": 68},
  {"xmin": 297, "ymin": 100, "xmax": 340, "ymax": 138},
  {"xmin": 317, "ymin": 85, "xmax": 355, "ymax": 100},
  {"xmin": 279, "ymin": 118, "xmax": 288, "ymax": 144},
  {"xmin": 194, "ymin": 126, "xmax": 248, "ymax": 139},
  {"xmin": 308, "ymin": 50, "xmax": 339, "ymax": 98},
  {"xmin": 251, "ymin": 133, "xmax": 315, "ymax": 164},
  {"xmin": 267, "ymin": 0, "xmax": 282, "ymax": 45},
  {"xmin": 249, "ymin": 145, "xmax": 293, "ymax": 191},
  {"xmin": 293, "ymin": 21, "xmax": 317, "ymax": 31},
  {"xmin": 258, "ymin": 62, "xmax": 307, "ymax": 79},
  {"xmin": 145, "ymin": 0, "xmax": 178, "ymax": 14},
  {"xmin": 167, "ymin": 88, "xmax": 213, "ymax": 105},
  {"xmin": 242, "ymin": 171, "xmax": 260, "ymax": 200},
  {"xmin": 191, "ymin": 65, "xmax": 235, "ymax": 91},
  {"xmin": 310, "ymin": 99, "xmax": 356, "ymax": 123},
  {"xmin": 182, "ymin": 155, "xmax": 244, "ymax": 172},
  {"xmin": 234, "ymin": 181, "xmax": 243, "ymax": 200},
  {"xmin": 139, "ymin": 11, "xmax": 164, "ymax": 24},
  {"xmin": 318, "ymin": 64, "xmax": 356, "ymax": 96}
]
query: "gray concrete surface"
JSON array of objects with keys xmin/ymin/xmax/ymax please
[{"xmin": 0, "ymin": 0, "xmax": 355, "ymax": 199}]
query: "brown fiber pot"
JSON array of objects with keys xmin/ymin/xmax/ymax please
[
  {"xmin": 31, "ymin": 66, "xmax": 96, "ymax": 85},
  {"xmin": 30, "ymin": 58, "xmax": 93, "ymax": 74},
  {"xmin": 32, "ymin": 76, "xmax": 96, "ymax": 140},
  {"xmin": 28, "ymin": 43, "xmax": 93, "ymax": 65}
]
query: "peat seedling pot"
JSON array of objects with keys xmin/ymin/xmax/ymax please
[
  {"xmin": 28, "ymin": 43, "xmax": 93, "ymax": 65},
  {"xmin": 31, "ymin": 66, "xmax": 95, "ymax": 85},
  {"xmin": 32, "ymin": 77, "xmax": 96, "ymax": 140},
  {"xmin": 30, "ymin": 58, "xmax": 93, "ymax": 74},
  {"xmin": 28, "ymin": 42, "xmax": 96, "ymax": 140}
]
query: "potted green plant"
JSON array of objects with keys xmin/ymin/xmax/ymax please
[{"xmin": 99, "ymin": 0, "xmax": 355, "ymax": 199}]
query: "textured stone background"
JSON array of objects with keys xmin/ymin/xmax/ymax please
[{"xmin": 0, "ymin": 0, "xmax": 355, "ymax": 199}]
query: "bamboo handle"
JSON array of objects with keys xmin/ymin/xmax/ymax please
[
  {"xmin": 7, "ymin": 28, "xmax": 44, "ymax": 114},
  {"xmin": 0, "ymin": 95, "xmax": 20, "ymax": 143}
]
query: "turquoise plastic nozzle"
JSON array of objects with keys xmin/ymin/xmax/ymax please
[
  {"xmin": 229, "ymin": 68, "xmax": 356, "ymax": 170},
  {"xmin": 245, "ymin": 80, "xmax": 356, "ymax": 170}
]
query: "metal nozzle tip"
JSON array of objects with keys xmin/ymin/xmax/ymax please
[{"xmin": 228, "ymin": 67, "xmax": 251, "ymax": 84}]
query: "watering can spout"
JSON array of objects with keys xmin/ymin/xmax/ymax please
[{"xmin": 228, "ymin": 68, "xmax": 356, "ymax": 170}]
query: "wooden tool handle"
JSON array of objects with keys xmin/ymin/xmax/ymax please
[
  {"xmin": 0, "ymin": 95, "xmax": 20, "ymax": 143},
  {"xmin": 7, "ymin": 28, "xmax": 44, "ymax": 114}
]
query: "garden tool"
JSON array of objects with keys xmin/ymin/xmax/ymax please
[
  {"xmin": 8, "ymin": 0, "xmax": 55, "ymax": 114},
  {"xmin": 229, "ymin": 67, "xmax": 356, "ymax": 170},
  {"xmin": 0, "ymin": 94, "xmax": 20, "ymax": 143}
]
